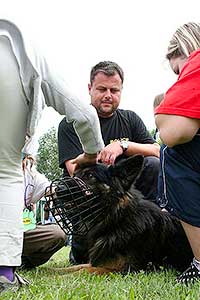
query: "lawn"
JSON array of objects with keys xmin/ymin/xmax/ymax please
[{"xmin": 1, "ymin": 246, "xmax": 200, "ymax": 300}]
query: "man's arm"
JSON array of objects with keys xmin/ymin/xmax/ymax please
[
  {"xmin": 124, "ymin": 141, "xmax": 160, "ymax": 157},
  {"xmin": 128, "ymin": 111, "xmax": 160, "ymax": 156},
  {"xmin": 58, "ymin": 118, "xmax": 85, "ymax": 176},
  {"xmin": 99, "ymin": 110, "xmax": 160, "ymax": 165},
  {"xmin": 32, "ymin": 51, "xmax": 105, "ymax": 155},
  {"xmin": 99, "ymin": 141, "xmax": 159, "ymax": 165}
]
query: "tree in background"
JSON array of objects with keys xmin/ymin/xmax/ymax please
[
  {"xmin": 150, "ymin": 128, "xmax": 156, "ymax": 139},
  {"xmin": 37, "ymin": 127, "xmax": 62, "ymax": 181},
  {"xmin": 150, "ymin": 128, "xmax": 162, "ymax": 145}
]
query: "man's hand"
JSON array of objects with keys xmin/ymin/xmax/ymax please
[
  {"xmin": 70, "ymin": 153, "xmax": 98, "ymax": 172},
  {"xmin": 98, "ymin": 141, "xmax": 123, "ymax": 165}
]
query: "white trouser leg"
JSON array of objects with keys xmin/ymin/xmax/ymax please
[{"xmin": 0, "ymin": 36, "xmax": 28, "ymax": 266}]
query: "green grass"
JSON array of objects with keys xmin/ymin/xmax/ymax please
[{"xmin": 1, "ymin": 247, "xmax": 200, "ymax": 300}]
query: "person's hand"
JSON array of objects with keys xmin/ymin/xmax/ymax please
[
  {"xmin": 70, "ymin": 153, "xmax": 98, "ymax": 172},
  {"xmin": 98, "ymin": 141, "xmax": 123, "ymax": 165},
  {"xmin": 22, "ymin": 155, "xmax": 34, "ymax": 171}
]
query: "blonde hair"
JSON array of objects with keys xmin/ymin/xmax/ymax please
[{"xmin": 166, "ymin": 22, "xmax": 200, "ymax": 60}]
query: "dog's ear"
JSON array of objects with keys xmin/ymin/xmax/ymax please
[{"xmin": 108, "ymin": 155, "xmax": 144, "ymax": 190}]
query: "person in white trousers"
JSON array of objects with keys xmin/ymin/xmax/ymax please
[
  {"xmin": 21, "ymin": 157, "xmax": 67, "ymax": 270},
  {"xmin": 0, "ymin": 19, "xmax": 104, "ymax": 293}
]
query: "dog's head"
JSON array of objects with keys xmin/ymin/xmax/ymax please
[
  {"xmin": 45, "ymin": 155, "xmax": 144, "ymax": 236},
  {"xmin": 74, "ymin": 154, "xmax": 144, "ymax": 199}
]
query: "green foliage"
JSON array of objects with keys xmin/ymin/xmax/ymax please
[
  {"xmin": 150, "ymin": 128, "xmax": 156, "ymax": 139},
  {"xmin": 36, "ymin": 127, "xmax": 62, "ymax": 181},
  {"xmin": 149, "ymin": 128, "xmax": 162, "ymax": 145}
]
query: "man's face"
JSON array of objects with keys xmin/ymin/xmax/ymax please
[{"xmin": 88, "ymin": 72, "xmax": 123, "ymax": 118}]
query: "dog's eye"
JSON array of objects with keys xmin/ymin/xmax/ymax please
[{"xmin": 87, "ymin": 173, "xmax": 93, "ymax": 179}]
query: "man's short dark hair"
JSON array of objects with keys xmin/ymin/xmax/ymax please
[{"xmin": 90, "ymin": 61, "xmax": 124, "ymax": 84}]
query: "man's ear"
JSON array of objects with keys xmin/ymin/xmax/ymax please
[
  {"xmin": 108, "ymin": 155, "xmax": 144, "ymax": 190},
  {"xmin": 88, "ymin": 83, "xmax": 92, "ymax": 95}
]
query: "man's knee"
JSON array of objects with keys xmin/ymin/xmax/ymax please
[
  {"xmin": 143, "ymin": 156, "xmax": 160, "ymax": 175},
  {"xmin": 135, "ymin": 156, "xmax": 160, "ymax": 201},
  {"xmin": 51, "ymin": 225, "xmax": 67, "ymax": 246}
]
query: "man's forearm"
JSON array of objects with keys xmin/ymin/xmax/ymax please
[{"xmin": 125, "ymin": 142, "xmax": 160, "ymax": 157}]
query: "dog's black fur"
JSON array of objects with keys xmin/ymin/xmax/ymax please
[{"xmin": 67, "ymin": 155, "xmax": 193, "ymax": 274}]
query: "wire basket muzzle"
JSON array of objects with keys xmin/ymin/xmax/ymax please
[{"xmin": 45, "ymin": 176, "xmax": 104, "ymax": 236}]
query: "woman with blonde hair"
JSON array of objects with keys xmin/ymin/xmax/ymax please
[{"xmin": 155, "ymin": 22, "xmax": 200, "ymax": 284}]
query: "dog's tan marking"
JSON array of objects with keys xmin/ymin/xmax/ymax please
[
  {"xmin": 118, "ymin": 194, "xmax": 129, "ymax": 209},
  {"xmin": 46, "ymin": 264, "xmax": 92, "ymax": 275},
  {"xmin": 47, "ymin": 257, "xmax": 126, "ymax": 275}
]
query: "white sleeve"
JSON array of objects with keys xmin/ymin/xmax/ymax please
[
  {"xmin": 21, "ymin": 135, "xmax": 39, "ymax": 157},
  {"xmin": 31, "ymin": 170, "xmax": 50, "ymax": 204},
  {"xmin": 35, "ymin": 55, "xmax": 105, "ymax": 154}
]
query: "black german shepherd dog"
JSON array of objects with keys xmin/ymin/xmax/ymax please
[{"xmin": 47, "ymin": 155, "xmax": 193, "ymax": 275}]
